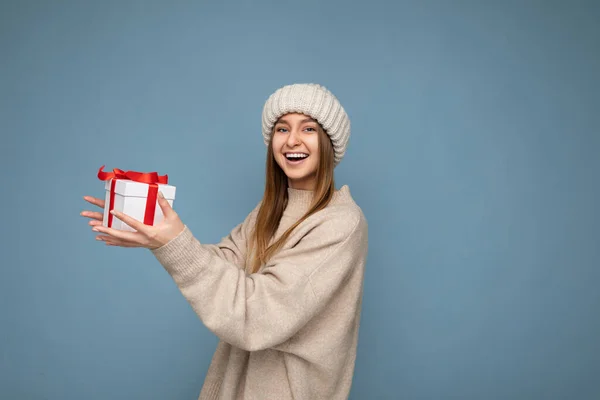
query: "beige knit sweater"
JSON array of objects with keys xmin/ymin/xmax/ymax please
[{"xmin": 151, "ymin": 185, "xmax": 368, "ymax": 399}]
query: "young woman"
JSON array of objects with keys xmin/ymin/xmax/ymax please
[{"xmin": 82, "ymin": 83, "xmax": 369, "ymax": 400}]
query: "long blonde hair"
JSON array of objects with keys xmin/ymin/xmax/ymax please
[{"xmin": 246, "ymin": 121, "xmax": 336, "ymax": 274}]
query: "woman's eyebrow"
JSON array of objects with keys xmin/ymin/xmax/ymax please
[{"xmin": 276, "ymin": 117, "xmax": 317, "ymax": 125}]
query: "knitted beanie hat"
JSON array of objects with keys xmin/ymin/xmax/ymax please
[{"xmin": 262, "ymin": 83, "xmax": 351, "ymax": 166}]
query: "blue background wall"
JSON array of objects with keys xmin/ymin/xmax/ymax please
[{"xmin": 2, "ymin": 1, "xmax": 599, "ymax": 399}]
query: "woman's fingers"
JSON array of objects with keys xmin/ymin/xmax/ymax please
[
  {"xmin": 92, "ymin": 224, "xmax": 142, "ymax": 243},
  {"xmin": 81, "ymin": 210, "xmax": 104, "ymax": 221},
  {"xmin": 96, "ymin": 235, "xmax": 140, "ymax": 247},
  {"xmin": 84, "ymin": 195, "xmax": 146, "ymax": 248},
  {"xmin": 84, "ymin": 194, "xmax": 172, "ymax": 249},
  {"xmin": 157, "ymin": 192, "xmax": 176, "ymax": 219},
  {"xmin": 83, "ymin": 196, "xmax": 105, "ymax": 209},
  {"xmin": 105, "ymin": 241, "xmax": 138, "ymax": 247},
  {"xmin": 104, "ymin": 238, "xmax": 139, "ymax": 247},
  {"xmin": 109, "ymin": 210, "xmax": 153, "ymax": 236}
]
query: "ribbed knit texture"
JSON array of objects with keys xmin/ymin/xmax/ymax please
[
  {"xmin": 151, "ymin": 185, "xmax": 368, "ymax": 399},
  {"xmin": 262, "ymin": 83, "xmax": 351, "ymax": 166}
]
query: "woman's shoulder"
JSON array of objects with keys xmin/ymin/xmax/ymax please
[
  {"xmin": 240, "ymin": 185, "xmax": 367, "ymax": 240},
  {"xmin": 301, "ymin": 186, "xmax": 368, "ymax": 241},
  {"xmin": 275, "ymin": 188, "xmax": 367, "ymax": 272},
  {"xmin": 327, "ymin": 185, "xmax": 367, "ymax": 225}
]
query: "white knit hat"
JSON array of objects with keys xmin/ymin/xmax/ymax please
[{"xmin": 262, "ymin": 83, "xmax": 351, "ymax": 166}]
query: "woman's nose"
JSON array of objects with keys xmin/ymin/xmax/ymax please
[{"xmin": 286, "ymin": 130, "xmax": 300, "ymax": 146}]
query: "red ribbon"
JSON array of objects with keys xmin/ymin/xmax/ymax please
[{"xmin": 97, "ymin": 165, "xmax": 169, "ymax": 227}]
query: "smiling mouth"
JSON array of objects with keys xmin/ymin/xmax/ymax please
[{"xmin": 285, "ymin": 153, "xmax": 309, "ymax": 162}]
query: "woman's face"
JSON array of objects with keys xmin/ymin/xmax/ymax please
[{"xmin": 272, "ymin": 113, "xmax": 320, "ymax": 190}]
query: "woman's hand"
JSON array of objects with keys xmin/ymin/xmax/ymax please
[
  {"xmin": 81, "ymin": 192, "xmax": 185, "ymax": 250},
  {"xmin": 81, "ymin": 195, "xmax": 106, "ymax": 228}
]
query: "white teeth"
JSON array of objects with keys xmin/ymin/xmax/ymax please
[{"xmin": 286, "ymin": 153, "xmax": 308, "ymax": 159}]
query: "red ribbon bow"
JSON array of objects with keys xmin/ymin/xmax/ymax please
[{"xmin": 97, "ymin": 165, "xmax": 169, "ymax": 227}]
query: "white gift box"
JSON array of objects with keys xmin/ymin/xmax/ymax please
[{"xmin": 102, "ymin": 179, "xmax": 176, "ymax": 232}]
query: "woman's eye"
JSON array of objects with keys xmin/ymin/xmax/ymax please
[
  {"xmin": 276, "ymin": 127, "xmax": 288, "ymax": 133},
  {"xmin": 304, "ymin": 127, "xmax": 316, "ymax": 132}
]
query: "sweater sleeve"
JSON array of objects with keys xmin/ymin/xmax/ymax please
[{"xmin": 150, "ymin": 212, "xmax": 367, "ymax": 352}]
